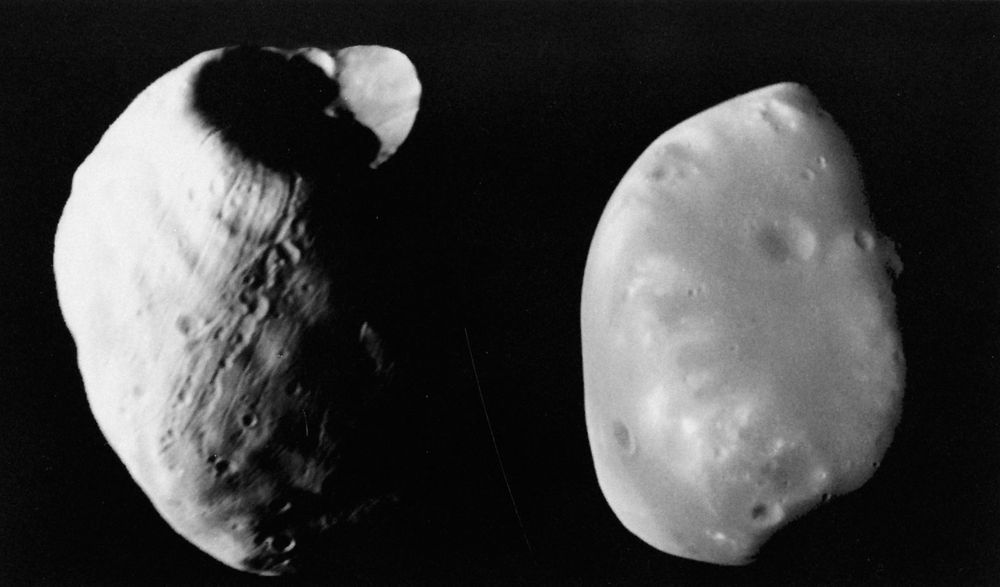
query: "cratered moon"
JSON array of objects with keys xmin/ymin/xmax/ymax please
[
  {"xmin": 581, "ymin": 83, "xmax": 904, "ymax": 565},
  {"xmin": 53, "ymin": 45, "xmax": 420, "ymax": 575}
]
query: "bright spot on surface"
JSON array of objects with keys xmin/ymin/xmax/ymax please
[{"xmin": 680, "ymin": 417, "xmax": 700, "ymax": 437}]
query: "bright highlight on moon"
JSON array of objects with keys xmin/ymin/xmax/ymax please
[{"xmin": 581, "ymin": 82, "xmax": 904, "ymax": 565}]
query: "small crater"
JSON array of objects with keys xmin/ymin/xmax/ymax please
[
  {"xmin": 241, "ymin": 271, "xmax": 264, "ymax": 289},
  {"xmin": 214, "ymin": 459, "xmax": 231, "ymax": 475},
  {"xmin": 750, "ymin": 502, "xmax": 784, "ymax": 526},
  {"xmin": 176, "ymin": 315, "xmax": 193, "ymax": 336},
  {"xmin": 612, "ymin": 420, "xmax": 636, "ymax": 455},
  {"xmin": 816, "ymin": 156, "xmax": 828, "ymax": 169},
  {"xmin": 685, "ymin": 285, "xmax": 705, "ymax": 298},
  {"xmin": 241, "ymin": 412, "xmax": 259, "ymax": 428},
  {"xmin": 647, "ymin": 143, "xmax": 699, "ymax": 187},
  {"xmin": 800, "ymin": 168, "xmax": 816, "ymax": 181},
  {"xmin": 854, "ymin": 230, "xmax": 875, "ymax": 252},
  {"xmin": 756, "ymin": 219, "xmax": 816, "ymax": 263},
  {"xmin": 758, "ymin": 227, "xmax": 791, "ymax": 262},
  {"xmin": 821, "ymin": 493, "xmax": 832, "ymax": 503},
  {"xmin": 208, "ymin": 454, "xmax": 231, "ymax": 475},
  {"xmin": 267, "ymin": 534, "xmax": 296, "ymax": 553}
]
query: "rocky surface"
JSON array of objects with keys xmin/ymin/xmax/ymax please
[
  {"xmin": 53, "ymin": 45, "xmax": 420, "ymax": 575},
  {"xmin": 581, "ymin": 83, "xmax": 904, "ymax": 565}
]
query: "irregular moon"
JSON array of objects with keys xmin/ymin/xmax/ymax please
[
  {"xmin": 53, "ymin": 46, "xmax": 420, "ymax": 575},
  {"xmin": 581, "ymin": 83, "xmax": 903, "ymax": 565}
]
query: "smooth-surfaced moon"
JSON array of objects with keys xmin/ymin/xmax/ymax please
[
  {"xmin": 581, "ymin": 83, "xmax": 904, "ymax": 565},
  {"xmin": 53, "ymin": 45, "xmax": 420, "ymax": 575}
]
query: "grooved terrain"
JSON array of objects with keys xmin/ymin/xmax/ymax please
[{"xmin": 53, "ymin": 45, "xmax": 420, "ymax": 575}]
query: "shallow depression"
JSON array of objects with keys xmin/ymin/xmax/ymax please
[
  {"xmin": 755, "ymin": 218, "xmax": 816, "ymax": 263},
  {"xmin": 612, "ymin": 420, "xmax": 637, "ymax": 455},
  {"xmin": 749, "ymin": 501, "xmax": 784, "ymax": 526},
  {"xmin": 854, "ymin": 230, "xmax": 875, "ymax": 252}
]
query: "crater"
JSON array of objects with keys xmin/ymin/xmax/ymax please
[
  {"xmin": 749, "ymin": 501, "xmax": 784, "ymax": 526},
  {"xmin": 854, "ymin": 230, "xmax": 875, "ymax": 252},
  {"xmin": 758, "ymin": 227, "xmax": 791, "ymax": 261},
  {"xmin": 192, "ymin": 46, "xmax": 380, "ymax": 174},
  {"xmin": 645, "ymin": 143, "xmax": 700, "ymax": 188},
  {"xmin": 176, "ymin": 315, "xmax": 193, "ymax": 336},
  {"xmin": 756, "ymin": 218, "xmax": 816, "ymax": 263},
  {"xmin": 612, "ymin": 420, "xmax": 636, "ymax": 455},
  {"xmin": 267, "ymin": 534, "xmax": 296, "ymax": 553},
  {"xmin": 207, "ymin": 454, "xmax": 231, "ymax": 476}
]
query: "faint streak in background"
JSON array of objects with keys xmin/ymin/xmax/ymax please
[{"xmin": 464, "ymin": 327, "xmax": 533, "ymax": 555}]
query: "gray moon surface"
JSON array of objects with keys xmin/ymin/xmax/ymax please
[
  {"xmin": 53, "ymin": 45, "xmax": 420, "ymax": 575},
  {"xmin": 581, "ymin": 83, "xmax": 904, "ymax": 565}
]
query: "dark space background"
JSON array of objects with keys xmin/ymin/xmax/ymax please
[{"xmin": 1, "ymin": 1, "xmax": 998, "ymax": 584}]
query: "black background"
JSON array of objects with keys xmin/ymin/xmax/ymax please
[{"xmin": 2, "ymin": 1, "xmax": 999, "ymax": 585}]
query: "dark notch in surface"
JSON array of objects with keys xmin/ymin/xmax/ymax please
[{"xmin": 192, "ymin": 46, "xmax": 380, "ymax": 175}]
